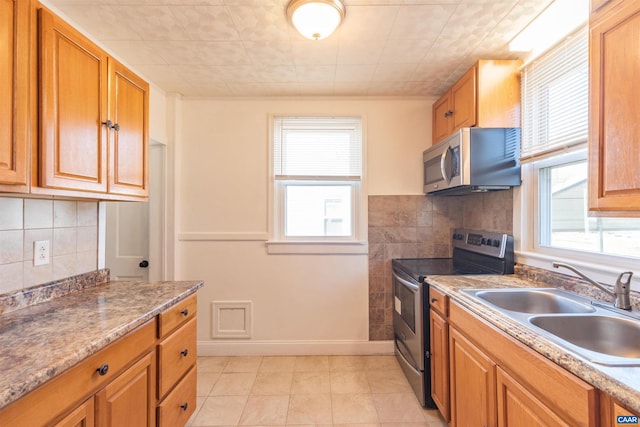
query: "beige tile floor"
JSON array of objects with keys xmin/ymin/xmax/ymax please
[{"xmin": 187, "ymin": 355, "xmax": 447, "ymax": 427}]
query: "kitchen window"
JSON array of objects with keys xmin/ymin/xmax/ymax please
[
  {"xmin": 267, "ymin": 116, "xmax": 367, "ymax": 254},
  {"xmin": 518, "ymin": 24, "xmax": 640, "ymax": 279}
]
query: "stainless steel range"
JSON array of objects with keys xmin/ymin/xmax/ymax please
[{"xmin": 391, "ymin": 228, "xmax": 514, "ymax": 407}]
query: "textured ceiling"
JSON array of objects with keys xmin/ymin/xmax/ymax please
[{"xmin": 45, "ymin": 0, "xmax": 553, "ymax": 97}]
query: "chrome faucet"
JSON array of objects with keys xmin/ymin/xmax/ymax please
[{"xmin": 552, "ymin": 262, "xmax": 633, "ymax": 311}]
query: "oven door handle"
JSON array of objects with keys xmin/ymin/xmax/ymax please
[
  {"xmin": 393, "ymin": 271, "xmax": 420, "ymax": 291},
  {"xmin": 395, "ymin": 334, "xmax": 420, "ymax": 368}
]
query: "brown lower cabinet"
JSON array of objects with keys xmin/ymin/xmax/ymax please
[
  {"xmin": 430, "ymin": 294, "xmax": 604, "ymax": 427},
  {"xmin": 449, "ymin": 326, "xmax": 496, "ymax": 427},
  {"xmin": 429, "ymin": 308, "xmax": 449, "ymax": 421},
  {"xmin": 496, "ymin": 367, "xmax": 571, "ymax": 426},
  {"xmin": 0, "ymin": 295, "xmax": 198, "ymax": 427}
]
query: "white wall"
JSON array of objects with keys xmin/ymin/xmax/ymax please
[
  {"xmin": 172, "ymin": 97, "xmax": 432, "ymax": 354},
  {"xmin": 149, "ymin": 86, "xmax": 168, "ymax": 144}
]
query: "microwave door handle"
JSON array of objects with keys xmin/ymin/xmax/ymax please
[{"xmin": 440, "ymin": 146, "xmax": 452, "ymax": 184}]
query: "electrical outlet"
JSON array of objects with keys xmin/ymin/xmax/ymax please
[{"xmin": 33, "ymin": 240, "xmax": 50, "ymax": 266}]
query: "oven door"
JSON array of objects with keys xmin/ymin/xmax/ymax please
[{"xmin": 392, "ymin": 270, "xmax": 424, "ymax": 371}]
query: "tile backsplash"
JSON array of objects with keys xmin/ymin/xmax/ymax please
[
  {"xmin": 0, "ymin": 197, "xmax": 98, "ymax": 294},
  {"xmin": 368, "ymin": 190, "xmax": 514, "ymax": 340}
]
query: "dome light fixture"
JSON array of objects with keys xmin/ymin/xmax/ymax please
[{"xmin": 287, "ymin": 0, "xmax": 346, "ymax": 41}]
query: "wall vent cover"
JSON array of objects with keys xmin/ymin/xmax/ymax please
[{"xmin": 211, "ymin": 301, "xmax": 252, "ymax": 339}]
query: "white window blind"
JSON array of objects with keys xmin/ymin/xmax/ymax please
[
  {"xmin": 273, "ymin": 116, "xmax": 362, "ymax": 180},
  {"xmin": 521, "ymin": 25, "xmax": 588, "ymax": 162}
]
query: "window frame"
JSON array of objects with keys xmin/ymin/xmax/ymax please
[
  {"xmin": 515, "ymin": 23, "xmax": 640, "ymax": 290},
  {"xmin": 266, "ymin": 115, "xmax": 368, "ymax": 255},
  {"xmin": 515, "ymin": 145, "xmax": 640, "ymax": 289}
]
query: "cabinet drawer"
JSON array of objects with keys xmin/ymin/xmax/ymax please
[
  {"xmin": 158, "ymin": 317, "xmax": 197, "ymax": 399},
  {"xmin": 158, "ymin": 294, "xmax": 197, "ymax": 339},
  {"xmin": 429, "ymin": 287, "xmax": 448, "ymax": 316},
  {"xmin": 157, "ymin": 366, "xmax": 197, "ymax": 427},
  {"xmin": 0, "ymin": 320, "xmax": 155, "ymax": 427}
]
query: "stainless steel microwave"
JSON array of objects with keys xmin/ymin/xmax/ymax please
[{"xmin": 423, "ymin": 127, "xmax": 521, "ymax": 196}]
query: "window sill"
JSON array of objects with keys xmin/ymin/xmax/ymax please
[
  {"xmin": 516, "ymin": 250, "xmax": 640, "ymax": 292},
  {"xmin": 266, "ymin": 240, "xmax": 368, "ymax": 255}
]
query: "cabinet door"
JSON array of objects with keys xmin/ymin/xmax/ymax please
[
  {"xmin": 54, "ymin": 398, "xmax": 95, "ymax": 427},
  {"xmin": 433, "ymin": 92, "xmax": 453, "ymax": 144},
  {"xmin": 96, "ymin": 352, "xmax": 155, "ymax": 427},
  {"xmin": 449, "ymin": 326, "xmax": 496, "ymax": 427},
  {"xmin": 107, "ymin": 58, "xmax": 149, "ymax": 197},
  {"xmin": 430, "ymin": 310, "xmax": 449, "ymax": 421},
  {"xmin": 39, "ymin": 8, "xmax": 108, "ymax": 193},
  {"xmin": 0, "ymin": 0, "xmax": 28, "ymax": 186},
  {"xmin": 612, "ymin": 401, "xmax": 639, "ymax": 424},
  {"xmin": 451, "ymin": 65, "xmax": 477, "ymax": 131},
  {"xmin": 496, "ymin": 367, "xmax": 570, "ymax": 427},
  {"xmin": 588, "ymin": 1, "xmax": 640, "ymax": 212}
]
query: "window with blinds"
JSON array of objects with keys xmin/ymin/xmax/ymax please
[
  {"xmin": 520, "ymin": 25, "xmax": 588, "ymax": 161},
  {"xmin": 272, "ymin": 116, "xmax": 363, "ymax": 239},
  {"xmin": 521, "ymin": 23, "xmax": 640, "ymax": 260},
  {"xmin": 273, "ymin": 117, "xmax": 362, "ymax": 180}
]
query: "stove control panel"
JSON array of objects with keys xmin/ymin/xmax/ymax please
[{"xmin": 452, "ymin": 229, "xmax": 512, "ymax": 259}]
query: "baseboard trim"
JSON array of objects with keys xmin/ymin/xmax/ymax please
[{"xmin": 197, "ymin": 339, "xmax": 394, "ymax": 356}]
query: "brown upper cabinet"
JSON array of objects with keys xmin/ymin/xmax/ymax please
[
  {"xmin": 36, "ymin": 7, "xmax": 149, "ymax": 200},
  {"xmin": 0, "ymin": 0, "xmax": 29, "ymax": 190},
  {"xmin": 588, "ymin": 0, "xmax": 640, "ymax": 214},
  {"xmin": 432, "ymin": 60, "xmax": 522, "ymax": 146},
  {"xmin": 38, "ymin": 8, "xmax": 109, "ymax": 194},
  {"xmin": 591, "ymin": 0, "xmax": 623, "ymax": 15},
  {"xmin": 107, "ymin": 60, "xmax": 149, "ymax": 198}
]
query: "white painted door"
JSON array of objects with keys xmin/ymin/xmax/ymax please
[
  {"xmin": 105, "ymin": 144, "xmax": 165, "ymax": 281},
  {"xmin": 105, "ymin": 200, "xmax": 149, "ymax": 281}
]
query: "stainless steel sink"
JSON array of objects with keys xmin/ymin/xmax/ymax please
[
  {"xmin": 461, "ymin": 287, "xmax": 640, "ymax": 365},
  {"xmin": 464, "ymin": 288, "xmax": 596, "ymax": 314},
  {"xmin": 530, "ymin": 315, "xmax": 640, "ymax": 359}
]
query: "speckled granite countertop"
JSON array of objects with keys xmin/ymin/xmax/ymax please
[
  {"xmin": 0, "ymin": 277, "xmax": 203, "ymax": 410},
  {"xmin": 426, "ymin": 274, "xmax": 640, "ymax": 413}
]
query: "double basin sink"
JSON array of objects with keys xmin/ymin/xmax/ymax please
[{"xmin": 462, "ymin": 287, "xmax": 640, "ymax": 366}]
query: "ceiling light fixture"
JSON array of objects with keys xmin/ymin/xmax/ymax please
[
  {"xmin": 509, "ymin": 0, "xmax": 588, "ymax": 55},
  {"xmin": 287, "ymin": 0, "xmax": 346, "ymax": 41}
]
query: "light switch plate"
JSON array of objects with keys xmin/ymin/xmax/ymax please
[{"xmin": 34, "ymin": 240, "xmax": 50, "ymax": 266}]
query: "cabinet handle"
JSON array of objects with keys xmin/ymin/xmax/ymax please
[
  {"xmin": 102, "ymin": 120, "xmax": 120, "ymax": 131},
  {"xmin": 181, "ymin": 349, "xmax": 189, "ymax": 357},
  {"xmin": 181, "ymin": 308, "xmax": 189, "ymax": 316},
  {"xmin": 96, "ymin": 364, "xmax": 109, "ymax": 376},
  {"xmin": 431, "ymin": 297, "xmax": 437, "ymax": 303},
  {"xmin": 180, "ymin": 403, "xmax": 189, "ymax": 411},
  {"xmin": 444, "ymin": 110, "xmax": 453, "ymax": 118}
]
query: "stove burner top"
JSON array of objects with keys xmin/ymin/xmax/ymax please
[
  {"xmin": 392, "ymin": 258, "xmax": 496, "ymax": 282},
  {"xmin": 392, "ymin": 229, "xmax": 515, "ymax": 282}
]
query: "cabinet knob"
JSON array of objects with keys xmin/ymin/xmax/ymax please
[
  {"xmin": 181, "ymin": 308, "xmax": 189, "ymax": 316},
  {"xmin": 431, "ymin": 297, "xmax": 437, "ymax": 303},
  {"xmin": 97, "ymin": 364, "xmax": 109, "ymax": 376},
  {"xmin": 139, "ymin": 260, "xmax": 149, "ymax": 268},
  {"xmin": 181, "ymin": 349, "xmax": 189, "ymax": 357},
  {"xmin": 102, "ymin": 120, "xmax": 120, "ymax": 131},
  {"xmin": 180, "ymin": 403, "xmax": 189, "ymax": 411}
]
